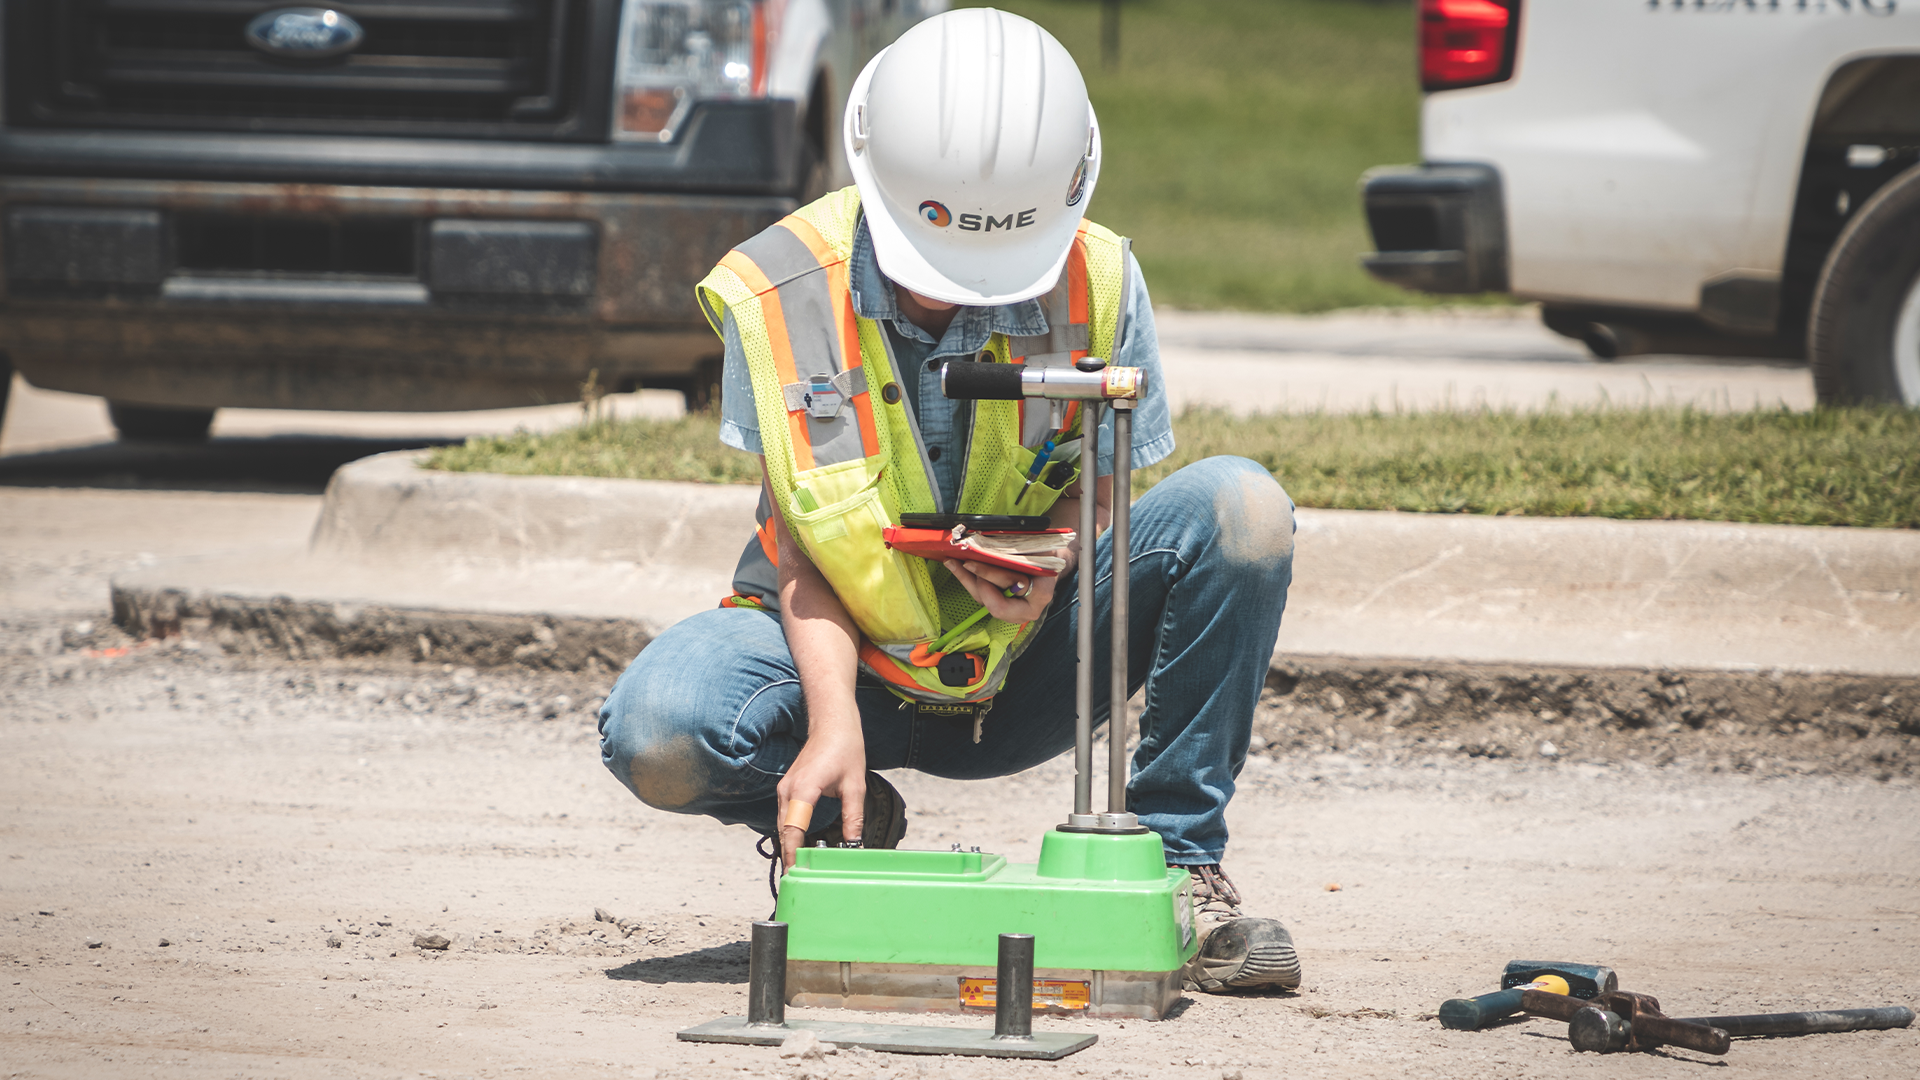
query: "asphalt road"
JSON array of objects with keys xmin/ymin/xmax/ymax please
[{"xmin": 1152, "ymin": 308, "xmax": 1814, "ymax": 415}]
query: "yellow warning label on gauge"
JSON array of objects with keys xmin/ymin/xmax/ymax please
[
  {"xmin": 1102, "ymin": 367, "xmax": 1142, "ymax": 399},
  {"xmin": 958, "ymin": 978, "xmax": 1091, "ymax": 1010}
]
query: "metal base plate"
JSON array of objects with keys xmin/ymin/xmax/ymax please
[{"xmin": 677, "ymin": 1017, "xmax": 1097, "ymax": 1060}]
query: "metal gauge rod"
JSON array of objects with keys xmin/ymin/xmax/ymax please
[
  {"xmin": 1108, "ymin": 401, "xmax": 1132, "ymax": 814},
  {"xmin": 1074, "ymin": 400, "xmax": 1100, "ymax": 819}
]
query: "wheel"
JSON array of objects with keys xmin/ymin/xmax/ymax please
[
  {"xmin": 678, "ymin": 355, "xmax": 724, "ymax": 413},
  {"xmin": 1809, "ymin": 160, "xmax": 1920, "ymax": 406},
  {"xmin": 1578, "ymin": 322, "xmax": 1645, "ymax": 362},
  {"xmin": 642, "ymin": 355, "xmax": 723, "ymax": 412},
  {"xmin": 794, "ymin": 137, "xmax": 830, "ymax": 204},
  {"xmin": 0, "ymin": 353, "xmax": 13, "ymax": 445},
  {"xmin": 793, "ymin": 80, "xmax": 831, "ymax": 203},
  {"xmin": 107, "ymin": 401, "xmax": 217, "ymax": 442}
]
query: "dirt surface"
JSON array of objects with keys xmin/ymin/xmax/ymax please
[{"xmin": 4, "ymin": 608, "xmax": 1917, "ymax": 1080}]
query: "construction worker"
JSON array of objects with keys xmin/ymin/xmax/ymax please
[{"xmin": 598, "ymin": 8, "xmax": 1299, "ymax": 993}]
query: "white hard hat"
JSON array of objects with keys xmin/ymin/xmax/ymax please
[{"xmin": 844, "ymin": 8, "xmax": 1101, "ymax": 307}]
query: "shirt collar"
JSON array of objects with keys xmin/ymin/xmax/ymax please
[{"xmin": 848, "ymin": 215, "xmax": 1051, "ymax": 355}]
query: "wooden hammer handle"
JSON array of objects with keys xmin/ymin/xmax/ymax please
[
  {"xmin": 1631, "ymin": 1013, "xmax": 1732, "ymax": 1055},
  {"xmin": 1520, "ymin": 988, "xmax": 1586, "ymax": 1022}
]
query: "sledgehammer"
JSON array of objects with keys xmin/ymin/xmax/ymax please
[
  {"xmin": 1532, "ymin": 993, "xmax": 1913, "ymax": 1053},
  {"xmin": 1520, "ymin": 988, "xmax": 1730, "ymax": 1054},
  {"xmin": 1438, "ymin": 960, "xmax": 1618, "ymax": 1030}
]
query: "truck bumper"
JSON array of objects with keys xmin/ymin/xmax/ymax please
[
  {"xmin": 0, "ymin": 176, "xmax": 793, "ymax": 411},
  {"xmin": 1359, "ymin": 163, "xmax": 1508, "ymax": 295}
]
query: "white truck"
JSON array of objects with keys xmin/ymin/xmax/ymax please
[{"xmin": 1361, "ymin": 0, "xmax": 1920, "ymax": 406}]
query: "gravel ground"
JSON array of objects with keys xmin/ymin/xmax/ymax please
[{"xmin": 4, "ymin": 609, "xmax": 1917, "ymax": 1080}]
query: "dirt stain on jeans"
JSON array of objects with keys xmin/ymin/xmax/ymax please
[
  {"xmin": 628, "ymin": 734, "xmax": 708, "ymax": 810},
  {"xmin": 1216, "ymin": 468, "xmax": 1294, "ymax": 567}
]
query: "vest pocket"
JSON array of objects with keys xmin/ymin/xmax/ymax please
[
  {"xmin": 973, "ymin": 443, "xmax": 1073, "ymax": 518},
  {"xmin": 787, "ymin": 463, "xmax": 941, "ymax": 645}
]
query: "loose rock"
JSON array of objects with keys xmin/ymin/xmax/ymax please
[{"xmin": 778, "ymin": 1029, "xmax": 828, "ymax": 1060}]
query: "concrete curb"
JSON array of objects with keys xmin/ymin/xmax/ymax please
[
  {"xmin": 309, "ymin": 450, "xmax": 756, "ymax": 575},
  {"xmin": 110, "ymin": 450, "xmax": 1920, "ymax": 680},
  {"xmin": 111, "ymin": 451, "xmax": 756, "ymax": 666}
]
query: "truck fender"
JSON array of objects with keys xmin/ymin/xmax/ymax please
[{"xmin": 767, "ymin": 0, "xmax": 834, "ymax": 103}]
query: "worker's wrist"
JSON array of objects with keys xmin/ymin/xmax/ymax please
[{"xmin": 802, "ymin": 711, "xmax": 865, "ymax": 747}]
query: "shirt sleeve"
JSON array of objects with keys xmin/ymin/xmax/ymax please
[
  {"xmin": 716, "ymin": 308, "xmax": 764, "ymax": 456},
  {"xmin": 1093, "ymin": 252, "xmax": 1175, "ymax": 477}
]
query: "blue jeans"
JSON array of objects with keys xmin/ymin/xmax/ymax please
[{"xmin": 597, "ymin": 456, "xmax": 1294, "ymax": 865}]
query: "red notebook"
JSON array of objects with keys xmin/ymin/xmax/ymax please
[{"xmin": 881, "ymin": 526, "xmax": 1074, "ymax": 576}]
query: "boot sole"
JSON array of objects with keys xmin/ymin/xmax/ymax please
[
  {"xmin": 809, "ymin": 771, "xmax": 908, "ymax": 849},
  {"xmin": 861, "ymin": 771, "xmax": 908, "ymax": 848}
]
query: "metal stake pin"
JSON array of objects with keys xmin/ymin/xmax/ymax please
[
  {"xmin": 746, "ymin": 920, "xmax": 788, "ymax": 1028},
  {"xmin": 992, "ymin": 933, "xmax": 1035, "ymax": 1041}
]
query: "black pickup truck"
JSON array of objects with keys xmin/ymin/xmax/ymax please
[{"xmin": 0, "ymin": 0, "xmax": 935, "ymax": 439}]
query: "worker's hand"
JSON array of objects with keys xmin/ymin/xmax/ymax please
[
  {"xmin": 775, "ymin": 727, "xmax": 867, "ymax": 871},
  {"xmin": 943, "ymin": 544, "xmax": 1073, "ymax": 625}
]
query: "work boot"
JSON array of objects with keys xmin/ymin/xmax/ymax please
[
  {"xmin": 757, "ymin": 772, "xmax": 909, "ymax": 908},
  {"xmin": 1179, "ymin": 863, "xmax": 1302, "ymax": 993},
  {"xmin": 806, "ymin": 770, "xmax": 909, "ymax": 849}
]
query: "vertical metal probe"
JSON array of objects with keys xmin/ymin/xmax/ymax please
[
  {"xmin": 1073, "ymin": 400, "xmax": 1101, "ymax": 820},
  {"xmin": 992, "ymin": 933, "xmax": 1036, "ymax": 1041},
  {"xmin": 746, "ymin": 920, "xmax": 788, "ymax": 1028},
  {"xmin": 1107, "ymin": 399, "xmax": 1133, "ymax": 816}
]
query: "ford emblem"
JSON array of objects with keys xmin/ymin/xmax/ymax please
[{"xmin": 244, "ymin": 7, "xmax": 365, "ymax": 60}]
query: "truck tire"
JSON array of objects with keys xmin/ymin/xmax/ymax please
[
  {"xmin": 1808, "ymin": 161, "xmax": 1920, "ymax": 407},
  {"xmin": 108, "ymin": 401, "xmax": 217, "ymax": 442},
  {"xmin": 795, "ymin": 78, "xmax": 831, "ymax": 203},
  {"xmin": 658, "ymin": 355, "xmax": 723, "ymax": 412},
  {"xmin": 0, "ymin": 353, "xmax": 12, "ymax": 445}
]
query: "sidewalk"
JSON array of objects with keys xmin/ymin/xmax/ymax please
[
  {"xmin": 90, "ymin": 306, "xmax": 1916, "ymax": 680},
  {"xmin": 111, "ymin": 449, "xmax": 1920, "ymax": 678}
]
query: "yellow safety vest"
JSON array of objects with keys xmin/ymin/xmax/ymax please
[{"xmin": 696, "ymin": 187, "xmax": 1131, "ymax": 702}]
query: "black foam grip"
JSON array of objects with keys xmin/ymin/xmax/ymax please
[{"xmin": 942, "ymin": 362, "xmax": 1026, "ymax": 400}]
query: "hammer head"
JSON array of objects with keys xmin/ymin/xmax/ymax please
[
  {"xmin": 1502, "ymin": 960, "xmax": 1618, "ymax": 999},
  {"xmin": 1569, "ymin": 1005, "xmax": 1630, "ymax": 1053}
]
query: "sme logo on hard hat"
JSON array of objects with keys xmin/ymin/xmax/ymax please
[{"xmin": 919, "ymin": 200, "xmax": 952, "ymax": 227}]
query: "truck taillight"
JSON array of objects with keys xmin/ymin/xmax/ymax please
[{"xmin": 1420, "ymin": 0, "xmax": 1518, "ymax": 92}]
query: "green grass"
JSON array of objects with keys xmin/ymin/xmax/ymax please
[
  {"xmin": 428, "ymin": 413, "xmax": 764, "ymax": 486},
  {"xmin": 427, "ymin": 407, "xmax": 1920, "ymax": 529},
  {"xmin": 955, "ymin": 0, "xmax": 1453, "ymax": 312}
]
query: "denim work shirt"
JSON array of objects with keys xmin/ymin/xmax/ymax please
[{"xmin": 717, "ymin": 218, "xmax": 1174, "ymax": 511}]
